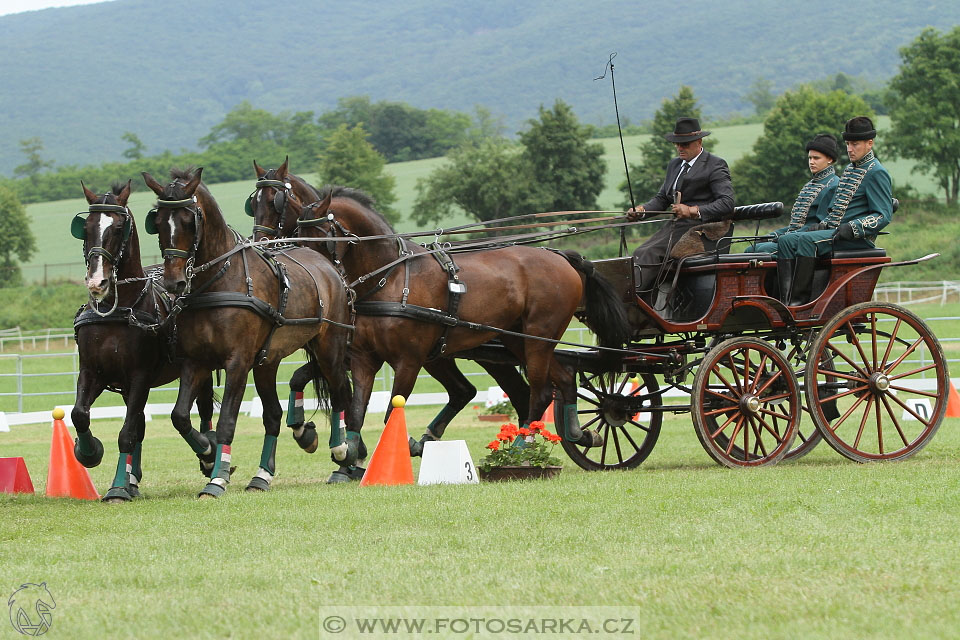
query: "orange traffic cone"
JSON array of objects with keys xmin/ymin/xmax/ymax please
[
  {"xmin": 359, "ymin": 395, "xmax": 414, "ymax": 486},
  {"xmin": 0, "ymin": 457, "xmax": 34, "ymax": 494},
  {"xmin": 45, "ymin": 408, "xmax": 99, "ymax": 500},
  {"xmin": 542, "ymin": 400, "xmax": 554, "ymax": 424},
  {"xmin": 946, "ymin": 381, "xmax": 960, "ymax": 418},
  {"xmin": 630, "ymin": 377, "xmax": 642, "ymax": 421}
]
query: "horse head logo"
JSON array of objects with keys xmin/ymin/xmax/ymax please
[{"xmin": 8, "ymin": 582, "xmax": 56, "ymax": 636}]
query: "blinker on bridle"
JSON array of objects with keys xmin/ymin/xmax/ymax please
[
  {"xmin": 71, "ymin": 202, "xmax": 133, "ymax": 265},
  {"xmin": 246, "ymin": 177, "xmax": 293, "ymax": 237}
]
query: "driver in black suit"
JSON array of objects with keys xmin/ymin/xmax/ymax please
[{"xmin": 626, "ymin": 117, "xmax": 735, "ymax": 296}]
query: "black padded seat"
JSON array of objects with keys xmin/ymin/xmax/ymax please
[
  {"xmin": 830, "ymin": 249, "xmax": 887, "ymax": 259},
  {"xmin": 677, "ymin": 252, "xmax": 775, "ymax": 269}
]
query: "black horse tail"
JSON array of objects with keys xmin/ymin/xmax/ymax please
[
  {"xmin": 559, "ymin": 250, "xmax": 631, "ymax": 348},
  {"xmin": 304, "ymin": 347, "xmax": 332, "ymax": 414}
]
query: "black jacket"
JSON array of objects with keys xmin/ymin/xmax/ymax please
[{"xmin": 643, "ymin": 150, "xmax": 735, "ymax": 222}]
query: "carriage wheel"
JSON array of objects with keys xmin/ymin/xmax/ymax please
[
  {"xmin": 692, "ymin": 337, "xmax": 800, "ymax": 467},
  {"xmin": 562, "ymin": 371, "xmax": 662, "ymax": 470},
  {"xmin": 805, "ymin": 302, "xmax": 948, "ymax": 462}
]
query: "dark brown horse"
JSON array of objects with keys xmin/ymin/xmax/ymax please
[
  {"xmin": 141, "ymin": 167, "xmax": 353, "ymax": 497},
  {"xmin": 71, "ymin": 181, "xmax": 215, "ymax": 502},
  {"xmin": 295, "ymin": 187, "xmax": 631, "ymax": 454},
  {"xmin": 248, "ymin": 160, "xmax": 532, "ymax": 481}
]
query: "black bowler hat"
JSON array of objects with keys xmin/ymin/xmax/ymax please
[
  {"xmin": 664, "ymin": 117, "xmax": 711, "ymax": 143},
  {"xmin": 842, "ymin": 116, "xmax": 877, "ymax": 141},
  {"xmin": 805, "ymin": 133, "xmax": 839, "ymax": 161}
]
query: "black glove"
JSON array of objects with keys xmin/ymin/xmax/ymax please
[
  {"xmin": 833, "ymin": 222, "xmax": 855, "ymax": 241},
  {"xmin": 816, "ymin": 221, "xmax": 832, "ymax": 231}
]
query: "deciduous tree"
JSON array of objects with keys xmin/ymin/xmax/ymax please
[
  {"xmin": 0, "ymin": 186, "xmax": 36, "ymax": 287},
  {"xmin": 316, "ymin": 124, "xmax": 398, "ymax": 223},
  {"xmin": 885, "ymin": 26, "xmax": 960, "ymax": 205}
]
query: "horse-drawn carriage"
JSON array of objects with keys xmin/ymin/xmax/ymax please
[{"xmin": 545, "ymin": 202, "xmax": 948, "ymax": 470}]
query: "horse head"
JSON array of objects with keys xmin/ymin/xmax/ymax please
[
  {"xmin": 248, "ymin": 157, "xmax": 315, "ymax": 242},
  {"xmin": 142, "ymin": 167, "xmax": 206, "ymax": 295},
  {"xmin": 75, "ymin": 180, "xmax": 134, "ymax": 301},
  {"xmin": 296, "ymin": 186, "xmax": 394, "ymax": 270}
]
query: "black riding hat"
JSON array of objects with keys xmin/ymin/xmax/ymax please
[
  {"xmin": 842, "ymin": 116, "xmax": 877, "ymax": 141},
  {"xmin": 664, "ymin": 117, "xmax": 711, "ymax": 143},
  {"xmin": 805, "ymin": 133, "xmax": 839, "ymax": 161}
]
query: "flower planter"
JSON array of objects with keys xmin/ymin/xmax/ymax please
[
  {"xmin": 477, "ymin": 414, "xmax": 510, "ymax": 422},
  {"xmin": 478, "ymin": 465, "xmax": 562, "ymax": 482}
]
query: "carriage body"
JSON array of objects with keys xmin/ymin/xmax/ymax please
[{"xmin": 557, "ymin": 207, "xmax": 947, "ymax": 470}]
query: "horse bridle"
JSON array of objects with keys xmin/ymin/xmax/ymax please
[
  {"xmin": 145, "ymin": 187, "xmax": 206, "ymax": 294},
  {"xmin": 295, "ymin": 202, "xmax": 359, "ymax": 266},
  {"xmin": 247, "ymin": 176, "xmax": 293, "ymax": 238},
  {"xmin": 71, "ymin": 200, "xmax": 134, "ymax": 317}
]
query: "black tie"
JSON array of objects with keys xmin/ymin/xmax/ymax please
[{"xmin": 672, "ymin": 162, "xmax": 689, "ymax": 196}]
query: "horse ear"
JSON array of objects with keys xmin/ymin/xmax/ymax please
[
  {"xmin": 142, "ymin": 172, "xmax": 164, "ymax": 196},
  {"xmin": 117, "ymin": 180, "xmax": 133, "ymax": 206},
  {"xmin": 81, "ymin": 180, "xmax": 98, "ymax": 205},
  {"xmin": 277, "ymin": 156, "xmax": 289, "ymax": 178},
  {"xmin": 316, "ymin": 189, "xmax": 332, "ymax": 215},
  {"xmin": 253, "ymin": 160, "xmax": 265, "ymax": 178},
  {"xmin": 183, "ymin": 167, "xmax": 203, "ymax": 195}
]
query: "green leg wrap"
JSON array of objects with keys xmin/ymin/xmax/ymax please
[
  {"xmin": 181, "ymin": 427, "xmax": 212, "ymax": 456},
  {"xmin": 200, "ymin": 419, "xmax": 213, "ymax": 433},
  {"xmin": 111, "ymin": 453, "xmax": 129, "ymax": 489},
  {"xmin": 199, "ymin": 444, "xmax": 231, "ymax": 498},
  {"xmin": 76, "ymin": 429, "xmax": 97, "ymax": 457},
  {"xmin": 286, "ymin": 391, "xmax": 304, "ymax": 427},
  {"xmin": 131, "ymin": 442, "xmax": 143, "ymax": 484},
  {"xmin": 329, "ymin": 411, "xmax": 348, "ymax": 461},
  {"xmin": 555, "ymin": 404, "xmax": 580, "ymax": 442},
  {"xmin": 259, "ymin": 435, "xmax": 278, "ymax": 476}
]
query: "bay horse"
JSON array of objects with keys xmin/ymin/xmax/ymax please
[
  {"xmin": 141, "ymin": 167, "xmax": 353, "ymax": 497},
  {"xmin": 71, "ymin": 181, "xmax": 215, "ymax": 502},
  {"xmin": 247, "ymin": 160, "xmax": 532, "ymax": 481},
  {"xmin": 295, "ymin": 187, "xmax": 631, "ymax": 455}
]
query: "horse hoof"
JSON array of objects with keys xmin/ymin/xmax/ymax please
[
  {"xmin": 326, "ymin": 465, "xmax": 364, "ymax": 484},
  {"xmin": 408, "ymin": 437, "xmax": 424, "ymax": 457},
  {"xmin": 576, "ymin": 429, "xmax": 604, "ymax": 448},
  {"xmin": 102, "ymin": 486, "xmax": 133, "ymax": 503},
  {"xmin": 198, "ymin": 482, "xmax": 226, "ymax": 498},
  {"xmin": 293, "ymin": 422, "xmax": 319, "ymax": 453},
  {"xmin": 73, "ymin": 436, "xmax": 104, "ymax": 468},
  {"xmin": 128, "ymin": 484, "xmax": 141, "ymax": 499},
  {"xmin": 245, "ymin": 476, "xmax": 270, "ymax": 492}
]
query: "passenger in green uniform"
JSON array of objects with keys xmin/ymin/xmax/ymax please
[
  {"xmin": 751, "ymin": 133, "xmax": 840, "ymax": 253},
  {"xmin": 776, "ymin": 116, "xmax": 893, "ymax": 305}
]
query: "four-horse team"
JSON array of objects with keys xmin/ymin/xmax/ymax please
[{"xmin": 68, "ymin": 114, "xmax": 948, "ymax": 500}]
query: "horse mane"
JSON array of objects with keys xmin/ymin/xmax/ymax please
[
  {"xmin": 316, "ymin": 185, "xmax": 393, "ymax": 231},
  {"xmin": 165, "ymin": 166, "xmax": 218, "ymax": 213},
  {"xmin": 109, "ymin": 182, "xmax": 126, "ymax": 196}
]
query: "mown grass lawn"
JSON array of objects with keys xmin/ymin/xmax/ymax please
[{"xmin": 2, "ymin": 402, "xmax": 959, "ymax": 639}]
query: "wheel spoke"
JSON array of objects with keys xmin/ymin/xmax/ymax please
[
  {"xmin": 875, "ymin": 394, "xmax": 884, "ymax": 454},
  {"xmin": 580, "ymin": 414, "xmax": 602, "ymax": 430},
  {"xmin": 705, "ymin": 387, "xmax": 740, "ymax": 404},
  {"xmin": 870, "ymin": 313, "xmax": 879, "ymax": 371},
  {"xmin": 748, "ymin": 416, "xmax": 771, "ymax": 457},
  {"xmin": 611, "ymin": 426, "xmax": 625, "ymax": 464},
  {"xmin": 818, "ymin": 384, "xmax": 869, "ymax": 404},
  {"xmin": 749, "ymin": 352, "xmax": 770, "ymax": 393},
  {"xmin": 852, "ymin": 395, "xmax": 875, "ymax": 449},
  {"xmin": 846, "ymin": 318, "xmax": 875, "ymax": 375},
  {"xmin": 823, "ymin": 341, "xmax": 872, "ymax": 380},
  {"xmin": 817, "ymin": 368, "xmax": 869, "ymax": 384},
  {"xmin": 879, "ymin": 316, "xmax": 903, "ymax": 370},
  {"xmin": 711, "ymin": 367, "xmax": 742, "ymax": 397},
  {"xmin": 883, "ymin": 386, "xmax": 935, "ymax": 426},
  {"xmin": 879, "ymin": 394, "xmax": 911, "ymax": 448},
  {"xmin": 704, "ymin": 405, "xmax": 738, "ymax": 418},
  {"xmin": 753, "ymin": 413, "xmax": 783, "ymax": 446},
  {"xmin": 882, "ymin": 336, "xmax": 925, "ymax": 375},
  {"xmin": 726, "ymin": 354, "xmax": 745, "ymax": 393},
  {"xmin": 827, "ymin": 391, "xmax": 869, "ymax": 433},
  {"xmin": 710, "ymin": 412, "xmax": 739, "ymax": 439},
  {"xmin": 615, "ymin": 425, "xmax": 643, "ymax": 453},
  {"xmin": 888, "ymin": 384, "xmax": 940, "ymax": 399},
  {"xmin": 888, "ymin": 363, "xmax": 938, "ymax": 381}
]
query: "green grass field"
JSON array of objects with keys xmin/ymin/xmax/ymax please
[{"xmin": 2, "ymin": 401, "xmax": 959, "ymax": 639}]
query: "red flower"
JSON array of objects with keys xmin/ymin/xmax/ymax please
[
  {"xmin": 499, "ymin": 423, "xmax": 519, "ymax": 437},
  {"xmin": 530, "ymin": 421, "xmax": 545, "ymax": 433},
  {"xmin": 486, "ymin": 441, "xmax": 500, "ymax": 451},
  {"xmin": 518, "ymin": 427, "xmax": 531, "ymax": 437},
  {"xmin": 546, "ymin": 433, "xmax": 562, "ymax": 443},
  {"xmin": 497, "ymin": 432, "xmax": 512, "ymax": 442}
]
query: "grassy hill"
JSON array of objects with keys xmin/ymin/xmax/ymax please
[{"xmin": 2, "ymin": 0, "xmax": 960, "ymax": 175}]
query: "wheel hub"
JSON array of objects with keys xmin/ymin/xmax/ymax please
[
  {"xmin": 739, "ymin": 394, "xmax": 761, "ymax": 415},
  {"xmin": 869, "ymin": 372, "xmax": 891, "ymax": 394},
  {"xmin": 602, "ymin": 397, "xmax": 629, "ymax": 427}
]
